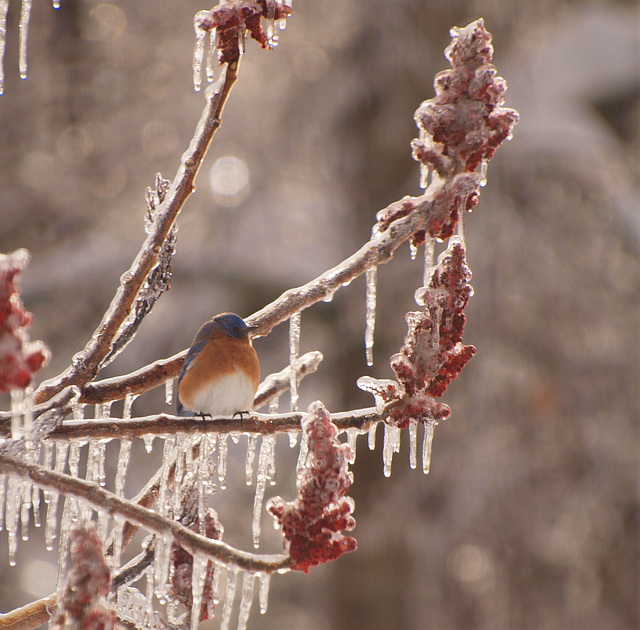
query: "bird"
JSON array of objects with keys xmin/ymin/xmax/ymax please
[{"xmin": 176, "ymin": 313, "xmax": 260, "ymax": 418}]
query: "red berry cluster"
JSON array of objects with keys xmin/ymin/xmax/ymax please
[
  {"xmin": 195, "ymin": 0, "xmax": 292, "ymax": 65},
  {"xmin": 268, "ymin": 401, "xmax": 356, "ymax": 573},
  {"xmin": 0, "ymin": 249, "xmax": 50, "ymax": 392},
  {"xmin": 411, "ymin": 18, "xmax": 519, "ymax": 178},
  {"xmin": 54, "ymin": 524, "xmax": 115, "ymax": 630}
]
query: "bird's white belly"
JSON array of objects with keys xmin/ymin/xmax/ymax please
[{"xmin": 190, "ymin": 369, "xmax": 255, "ymax": 416}]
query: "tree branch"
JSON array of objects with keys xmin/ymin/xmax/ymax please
[
  {"xmin": 0, "ymin": 452, "xmax": 291, "ymax": 574},
  {"xmin": 33, "ymin": 62, "xmax": 240, "ymax": 407}
]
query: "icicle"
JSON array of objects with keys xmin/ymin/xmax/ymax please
[
  {"xmin": 220, "ymin": 566, "xmax": 239, "ymax": 630},
  {"xmin": 68, "ymin": 441, "xmax": 81, "ymax": 477},
  {"xmin": 237, "ymin": 572, "xmax": 256, "ymax": 630},
  {"xmin": 57, "ymin": 497, "xmax": 77, "ymax": 596},
  {"xmin": 382, "ymin": 423, "xmax": 401, "ymax": 478},
  {"xmin": 212, "ymin": 562, "xmax": 225, "ymax": 604},
  {"xmin": 23, "ymin": 386, "xmax": 33, "ymax": 435},
  {"xmin": 0, "ymin": 0, "xmax": 9, "ymax": 95},
  {"xmin": 237, "ymin": 19, "xmax": 247, "ymax": 55},
  {"xmin": 258, "ymin": 572, "xmax": 271, "ymax": 614},
  {"xmin": 42, "ymin": 442, "xmax": 54, "ymax": 503},
  {"xmin": 422, "ymin": 420, "xmax": 435, "ymax": 474},
  {"xmin": 456, "ymin": 196, "xmax": 466, "ymax": 242},
  {"xmin": 115, "ymin": 440, "xmax": 132, "ymax": 496},
  {"xmin": 159, "ymin": 436, "xmax": 176, "ymax": 517},
  {"xmin": 6, "ymin": 476, "xmax": 21, "ymax": 565},
  {"xmin": 97, "ymin": 507, "xmax": 109, "ymax": 541},
  {"xmin": 143, "ymin": 435, "xmax": 154, "ymax": 453},
  {"xmin": 423, "ymin": 237, "xmax": 436, "ymax": 286},
  {"xmin": 409, "ymin": 241, "xmax": 419, "ymax": 261},
  {"xmin": 245, "ymin": 434, "xmax": 258, "ymax": 486},
  {"xmin": 20, "ymin": 477, "xmax": 32, "ymax": 541},
  {"xmin": 192, "ymin": 11, "xmax": 209, "ymax": 92},
  {"xmin": 0, "ymin": 475, "xmax": 5, "ymax": 530},
  {"xmin": 269, "ymin": 396, "xmax": 279, "ymax": 414},
  {"xmin": 288, "ymin": 431, "xmax": 298, "ymax": 448},
  {"xmin": 45, "ymin": 442, "xmax": 68, "ymax": 550},
  {"xmin": 365, "ymin": 266, "xmax": 378, "ymax": 366},
  {"xmin": 18, "ymin": 0, "xmax": 32, "ymax": 80},
  {"xmin": 53, "ymin": 0, "xmax": 60, "ymax": 7},
  {"xmin": 296, "ymin": 430, "xmax": 308, "ymax": 472},
  {"xmin": 289, "ymin": 312, "xmax": 301, "ymax": 411},
  {"xmin": 478, "ymin": 158, "xmax": 488, "ymax": 187},
  {"xmin": 409, "ymin": 418, "xmax": 418, "ymax": 469},
  {"xmin": 264, "ymin": 0, "xmax": 276, "ymax": 47},
  {"xmin": 205, "ymin": 28, "xmax": 218, "ymax": 82},
  {"xmin": 11, "ymin": 388, "xmax": 24, "ymax": 439},
  {"xmin": 173, "ymin": 433, "xmax": 187, "ymax": 516},
  {"xmin": 346, "ymin": 428, "xmax": 358, "ymax": 464},
  {"xmin": 111, "ymin": 516, "xmax": 125, "ymax": 569},
  {"xmin": 252, "ymin": 435, "xmax": 275, "ymax": 548},
  {"xmin": 367, "ymin": 422, "xmax": 377, "ymax": 450},
  {"xmin": 154, "ymin": 535, "xmax": 173, "ymax": 603},
  {"xmin": 165, "ymin": 379, "xmax": 174, "ymax": 406},
  {"xmin": 190, "ymin": 552, "xmax": 208, "ymax": 630},
  {"xmin": 218, "ymin": 433, "xmax": 228, "ymax": 490},
  {"xmin": 123, "ymin": 392, "xmax": 136, "ymax": 419}
]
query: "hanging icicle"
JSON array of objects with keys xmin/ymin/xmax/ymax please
[
  {"xmin": 409, "ymin": 418, "xmax": 419, "ymax": 469},
  {"xmin": 190, "ymin": 552, "xmax": 208, "ymax": 630},
  {"xmin": 237, "ymin": 572, "xmax": 256, "ymax": 630},
  {"xmin": 165, "ymin": 378, "xmax": 174, "ymax": 406},
  {"xmin": 220, "ymin": 565, "xmax": 239, "ymax": 630},
  {"xmin": 422, "ymin": 420, "xmax": 435, "ymax": 474},
  {"xmin": 382, "ymin": 423, "xmax": 401, "ymax": 478},
  {"xmin": 252, "ymin": 435, "xmax": 276, "ymax": 548},
  {"xmin": 218, "ymin": 433, "xmax": 228, "ymax": 490},
  {"xmin": 258, "ymin": 572, "xmax": 271, "ymax": 615},
  {"xmin": 364, "ymin": 266, "xmax": 378, "ymax": 367},
  {"xmin": 0, "ymin": 0, "xmax": 9, "ymax": 95},
  {"xmin": 18, "ymin": 0, "xmax": 32, "ymax": 80},
  {"xmin": 245, "ymin": 434, "xmax": 258, "ymax": 486},
  {"xmin": 289, "ymin": 311, "xmax": 301, "ymax": 412},
  {"xmin": 192, "ymin": 11, "xmax": 209, "ymax": 92}
]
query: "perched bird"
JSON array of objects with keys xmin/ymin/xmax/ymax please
[{"xmin": 177, "ymin": 313, "xmax": 260, "ymax": 418}]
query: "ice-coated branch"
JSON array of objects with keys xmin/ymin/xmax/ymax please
[
  {"xmin": 0, "ymin": 452, "xmax": 292, "ymax": 574},
  {"xmin": 76, "ymin": 349, "xmax": 323, "ymax": 407},
  {"xmin": 36, "ymin": 406, "xmax": 383, "ymax": 441},
  {"xmin": 33, "ymin": 62, "xmax": 240, "ymax": 407}
]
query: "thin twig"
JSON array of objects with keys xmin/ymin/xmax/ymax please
[{"xmin": 33, "ymin": 62, "xmax": 240, "ymax": 407}]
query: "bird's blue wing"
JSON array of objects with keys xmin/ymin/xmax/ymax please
[{"xmin": 176, "ymin": 338, "xmax": 209, "ymax": 416}]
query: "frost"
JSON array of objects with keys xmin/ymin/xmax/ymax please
[
  {"xmin": 289, "ymin": 311, "xmax": 301, "ymax": 411},
  {"xmin": 237, "ymin": 572, "xmax": 256, "ymax": 630},
  {"xmin": 364, "ymin": 266, "xmax": 377, "ymax": 366},
  {"xmin": 220, "ymin": 565, "xmax": 239, "ymax": 630},
  {"xmin": 252, "ymin": 435, "xmax": 276, "ymax": 548}
]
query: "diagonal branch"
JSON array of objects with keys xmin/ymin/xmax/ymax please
[
  {"xmin": 33, "ymin": 62, "xmax": 240, "ymax": 407},
  {"xmin": 0, "ymin": 452, "xmax": 291, "ymax": 574}
]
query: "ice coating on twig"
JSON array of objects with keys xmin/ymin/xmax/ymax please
[
  {"xmin": 0, "ymin": 249, "xmax": 50, "ymax": 393},
  {"xmin": 267, "ymin": 401, "xmax": 356, "ymax": 572}
]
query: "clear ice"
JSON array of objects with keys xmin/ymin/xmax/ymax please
[
  {"xmin": 252, "ymin": 435, "xmax": 276, "ymax": 548},
  {"xmin": 289, "ymin": 312, "xmax": 301, "ymax": 411},
  {"xmin": 364, "ymin": 266, "xmax": 378, "ymax": 366}
]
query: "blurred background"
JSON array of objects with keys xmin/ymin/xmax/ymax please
[{"xmin": 0, "ymin": 0, "xmax": 638, "ymax": 629}]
